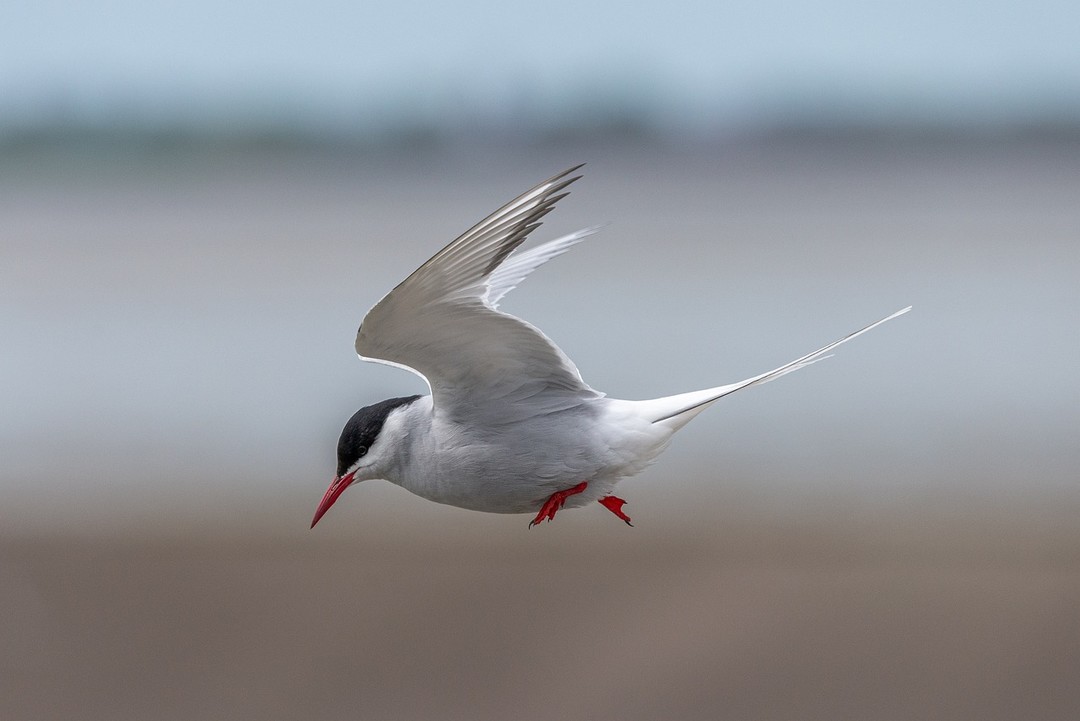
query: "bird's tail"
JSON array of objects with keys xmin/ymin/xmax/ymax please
[{"xmin": 637, "ymin": 306, "xmax": 911, "ymax": 432}]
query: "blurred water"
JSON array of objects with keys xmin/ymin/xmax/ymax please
[{"xmin": 2, "ymin": 138, "xmax": 1078, "ymax": 534}]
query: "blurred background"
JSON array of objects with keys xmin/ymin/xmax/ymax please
[{"xmin": 2, "ymin": 1, "xmax": 1079, "ymax": 719}]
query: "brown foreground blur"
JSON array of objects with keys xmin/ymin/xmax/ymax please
[{"xmin": 3, "ymin": 501, "xmax": 1078, "ymax": 721}]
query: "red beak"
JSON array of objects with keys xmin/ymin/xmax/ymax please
[{"xmin": 310, "ymin": 471, "xmax": 356, "ymax": 528}]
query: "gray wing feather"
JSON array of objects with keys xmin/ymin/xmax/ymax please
[
  {"xmin": 486, "ymin": 226, "xmax": 600, "ymax": 309},
  {"xmin": 355, "ymin": 166, "xmax": 601, "ymax": 422},
  {"xmin": 393, "ymin": 165, "xmax": 583, "ymax": 306}
]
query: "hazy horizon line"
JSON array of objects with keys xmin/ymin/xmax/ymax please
[{"xmin": 4, "ymin": 111, "xmax": 1080, "ymax": 158}]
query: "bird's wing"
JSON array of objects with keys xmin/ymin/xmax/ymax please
[
  {"xmin": 485, "ymin": 226, "xmax": 600, "ymax": 309},
  {"xmin": 355, "ymin": 165, "xmax": 602, "ymax": 422}
]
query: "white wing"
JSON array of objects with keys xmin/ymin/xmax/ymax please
[
  {"xmin": 355, "ymin": 165, "xmax": 602, "ymax": 422},
  {"xmin": 485, "ymin": 226, "xmax": 600, "ymax": 309}
]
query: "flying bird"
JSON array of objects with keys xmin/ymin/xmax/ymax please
[{"xmin": 311, "ymin": 166, "xmax": 909, "ymax": 529}]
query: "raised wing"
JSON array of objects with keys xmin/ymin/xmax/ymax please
[
  {"xmin": 355, "ymin": 166, "xmax": 602, "ymax": 423},
  {"xmin": 486, "ymin": 226, "xmax": 599, "ymax": 309}
]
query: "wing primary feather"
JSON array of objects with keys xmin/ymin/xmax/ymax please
[
  {"xmin": 482, "ymin": 210, "xmax": 557, "ymax": 274},
  {"xmin": 430, "ymin": 167, "xmax": 583, "ymax": 265},
  {"xmin": 486, "ymin": 226, "xmax": 602, "ymax": 308},
  {"xmin": 402, "ymin": 167, "xmax": 585, "ymax": 298}
]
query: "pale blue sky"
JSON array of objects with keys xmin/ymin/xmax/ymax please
[{"xmin": 2, "ymin": 0, "xmax": 1079, "ymax": 130}]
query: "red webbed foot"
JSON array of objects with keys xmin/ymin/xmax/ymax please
[
  {"xmin": 598, "ymin": 495, "xmax": 633, "ymax": 526},
  {"xmin": 529, "ymin": 481, "xmax": 588, "ymax": 528}
]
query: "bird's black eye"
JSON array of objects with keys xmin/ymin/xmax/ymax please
[{"xmin": 357, "ymin": 445, "xmax": 368, "ymax": 457}]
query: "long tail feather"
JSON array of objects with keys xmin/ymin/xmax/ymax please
[{"xmin": 644, "ymin": 306, "xmax": 911, "ymax": 430}]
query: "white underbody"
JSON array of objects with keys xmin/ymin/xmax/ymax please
[{"xmin": 380, "ymin": 395, "xmax": 675, "ymax": 514}]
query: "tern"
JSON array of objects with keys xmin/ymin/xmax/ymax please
[{"xmin": 311, "ymin": 165, "xmax": 909, "ymax": 529}]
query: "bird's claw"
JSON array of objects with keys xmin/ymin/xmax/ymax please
[
  {"xmin": 598, "ymin": 495, "xmax": 633, "ymax": 526},
  {"xmin": 528, "ymin": 481, "xmax": 588, "ymax": 527}
]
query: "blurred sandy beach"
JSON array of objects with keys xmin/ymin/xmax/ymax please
[{"xmin": 3, "ymin": 511, "xmax": 1079, "ymax": 721}]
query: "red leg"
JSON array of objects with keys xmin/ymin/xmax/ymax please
[
  {"xmin": 529, "ymin": 481, "xmax": 588, "ymax": 528},
  {"xmin": 598, "ymin": 496, "xmax": 633, "ymax": 526}
]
